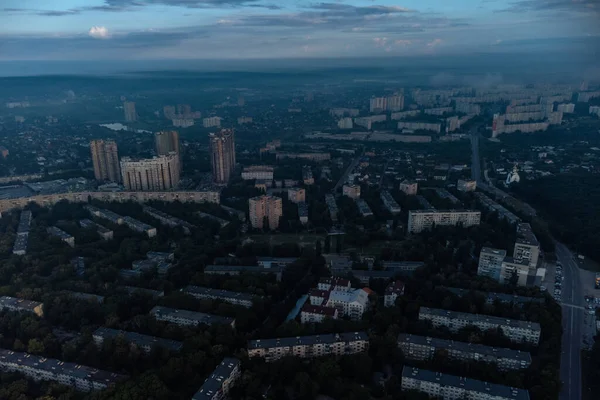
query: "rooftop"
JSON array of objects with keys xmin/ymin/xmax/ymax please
[
  {"xmin": 183, "ymin": 286, "xmax": 255, "ymax": 302},
  {"xmin": 0, "ymin": 296, "xmax": 43, "ymax": 311},
  {"xmin": 301, "ymin": 304, "xmax": 337, "ymax": 316},
  {"xmin": 419, "ymin": 307, "xmax": 541, "ymax": 332},
  {"xmin": 205, "ymin": 265, "xmax": 284, "ymax": 274},
  {"xmin": 248, "ymin": 331, "xmax": 368, "ymax": 349},
  {"xmin": 481, "ymin": 247, "xmax": 508, "ymax": 257},
  {"xmin": 47, "ymin": 226, "xmax": 73, "ymax": 240},
  {"xmin": 93, "ymin": 327, "xmax": 182, "ymax": 352},
  {"xmin": 150, "ymin": 306, "xmax": 235, "ymax": 326},
  {"xmin": 402, "ymin": 366, "xmax": 529, "ymax": 400},
  {"xmin": 192, "ymin": 358, "xmax": 240, "ymax": 400},
  {"xmin": 385, "ymin": 281, "xmax": 405, "ymax": 295},
  {"xmin": 443, "ymin": 287, "xmax": 544, "ymax": 305}
]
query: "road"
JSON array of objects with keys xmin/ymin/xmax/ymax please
[
  {"xmin": 333, "ymin": 151, "xmax": 363, "ymax": 193},
  {"xmin": 556, "ymin": 241, "xmax": 583, "ymax": 400}
]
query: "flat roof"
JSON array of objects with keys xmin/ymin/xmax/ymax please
[
  {"xmin": 47, "ymin": 226, "xmax": 73, "ymax": 240},
  {"xmin": 123, "ymin": 286, "xmax": 164, "ymax": 297},
  {"xmin": 398, "ymin": 333, "xmax": 531, "ymax": 363},
  {"xmin": 402, "ymin": 367, "xmax": 529, "ymax": 400},
  {"xmin": 183, "ymin": 286, "xmax": 254, "ymax": 302},
  {"xmin": 443, "ymin": 287, "xmax": 544, "ymax": 305},
  {"xmin": 122, "ymin": 216, "xmax": 155, "ymax": 231},
  {"xmin": 0, "ymin": 349, "xmax": 126, "ymax": 386},
  {"xmin": 419, "ymin": 307, "xmax": 540, "ymax": 331},
  {"xmin": 204, "ymin": 265, "xmax": 283, "ymax": 274},
  {"xmin": 409, "ymin": 209, "xmax": 480, "ymax": 214},
  {"xmin": 481, "ymin": 247, "xmax": 507, "ymax": 257},
  {"xmin": 0, "ymin": 296, "xmax": 42, "ymax": 311},
  {"xmin": 93, "ymin": 327, "xmax": 182, "ymax": 352},
  {"xmin": 248, "ymin": 331, "xmax": 368, "ymax": 349},
  {"xmin": 150, "ymin": 306, "xmax": 234, "ymax": 326},
  {"xmin": 192, "ymin": 358, "xmax": 240, "ymax": 400}
]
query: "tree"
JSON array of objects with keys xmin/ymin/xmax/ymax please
[{"xmin": 27, "ymin": 338, "xmax": 45, "ymax": 354}]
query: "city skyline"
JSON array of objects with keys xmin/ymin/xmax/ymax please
[{"xmin": 0, "ymin": 0, "xmax": 598, "ymax": 61}]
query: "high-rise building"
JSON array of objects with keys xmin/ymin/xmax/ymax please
[
  {"xmin": 123, "ymin": 101, "xmax": 137, "ymax": 122},
  {"xmin": 209, "ymin": 129, "xmax": 236, "ymax": 184},
  {"xmin": 477, "ymin": 247, "xmax": 507, "ymax": 281},
  {"xmin": 249, "ymin": 195, "xmax": 282, "ymax": 230},
  {"xmin": 155, "ymin": 131, "xmax": 180, "ymax": 156},
  {"xmin": 203, "ymin": 116, "xmax": 222, "ymax": 128},
  {"xmin": 120, "ymin": 153, "xmax": 180, "ymax": 191},
  {"xmin": 90, "ymin": 140, "xmax": 121, "ymax": 183}
]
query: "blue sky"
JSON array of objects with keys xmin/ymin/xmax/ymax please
[{"xmin": 0, "ymin": 0, "xmax": 598, "ymax": 60}]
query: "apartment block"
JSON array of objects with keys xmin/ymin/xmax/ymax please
[
  {"xmin": 0, "ymin": 349, "xmax": 126, "ymax": 392},
  {"xmin": 0, "ymin": 296, "xmax": 44, "ymax": 317},
  {"xmin": 248, "ymin": 195, "xmax": 282, "ymax": 230},
  {"xmin": 397, "ymin": 121, "xmax": 441, "ymax": 133},
  {"xmin": 142, "ymin": 206, "xmax": 195, "ymax": 234},
  {"xmin": 13, "ymin": 210, "xmax": 31, "ymax": 255},
  {"xmin": 276, "ymin": 152, "xmax": 331, "ymax": 162},
  {"xmin": 317, "ymin": 277, "xmax": 352, "ymax": 292},
  {"xmin": 338, "ymin": 117, "xmax": 353, "ymax": 129},
  {"xmin": 122, "ymin": 216, "xmax": 157, "ymax": 237},
  {"xmin": 90, "ymin": 140, "xmax": 121, "ymax": 183},
  {"xmin": 209, "ymin": 129, "xmax": 236, "ymax": 184},
  {"xmin": 380, "ymin": 191, "xmax": 401, "ymax": 214},
  {"xmin": 183, "ymin": 286, "xmax": 255, "ymax": 308},
  {"xmin": 123, "ymin": 101, "xmax": 137, "ymax": 122},
  {"xmin": 241, "ymin": 165, "xmax": 274, "ymax": 181},
  {"xmin": 398, "ymin": 333, "xmax": 531, "ymax": 371},
  {"xmin": 356, "ymin": 199, "xmax": 373, "ymax": 217},
  {"xmin": 120, "ymin": 153, "xmax": 180, "ymax": 191},
  {"xmin": 477, "ymin": 247, "xmax": 507, "ymax": 281},
  {"xmin": 325, "ymin": 194, "xmax": 339, "ymax": 222},
  {"xmin": 342, "ymin": 184, "xmax": 361, "ymax": 199},
  {"xmin": 150, "ymin": 306, "xmax": 235, "ymax": 328},
  {"xmin": 399, "ymin": 180, "xmax": 418, "ymax": 195},
  {"xmin": 79, "ymin": 219, "xmax": 113, "ymax": 240},
  {"xmin": 93, "ymin": 327, "xmax": 182, "ymax": 353},
  {"xmin": 204, "ymin": 265, "xmax": 284, "ymax": 282},
  {"xmin": 384, "ymin": 281, "xmax": 405, "ymax": 307},
  {"xmin": 302, "ymin": 166, "xmax": 314, "ymax": 185},
  {"xmin": 407, "ymin": 210, "xmax": 481, "ymax": 233},
  {"xmin": 500, "ymin": 257, "xmax": 532, "ymax": 286},
  {"xmin": 192, "ymin": 357, "xmax": 241, "ymax": 400},
  {"xmin": 123, "ymin": 286, "xmax": 165, "ymax": 298},
  {"xmin": 513, "ymin": 223, "xmax": 540, "ymax": 268},
  {"xmin": 457, "ymin": 179, "xmax": 477, "ymax": 192},
  {"xmin": 298, "ymin": 203, "xmax": 308, "ymax": 225},
  {"xmin": 418, "ymin": 307, "xmax": 540, "ymax": 345},
  {"xmin": 248, "ymin": 332, "xmax": 369, "ymax": 362},
  {"xmin": 203, "ymin": 116, "xmax": 222, "ymax": 128},
  {"xmin": 287, "ymin": 187, "xmax": 306, "ymax": 204},
  {"xmin": 401, "ymin": 367, "xmax": 529, "ymax": 400},
  {"xmin": 330, "ymin": 108, "xmax": 360, "ymax": 117},
  {"xmin": 300, "ymin": 304, "xmax": 338, "ymax": 324},
  {"xmin": 443, "ymin": 287, "xmax": 544, "ymax": 307},
  {"xmin": 47, "ymin": 226, "xmax": 75, "ymax": 247}
]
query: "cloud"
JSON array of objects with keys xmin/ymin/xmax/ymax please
[
  {"xmin": 373, "ymin": 37, "xmax": 388, "ymax": 47},
  {"xmin": 501, "ymin": 0, "xmax": 599, "ymax": 13},
  {"xmin": 89, "ymin": 26, "xmax": 110, "ymax": 39},
  {"xmin": 427, "ymin": 38, "xmax": 442, "ymax": 47}
]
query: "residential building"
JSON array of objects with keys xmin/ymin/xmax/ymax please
[
  {"xmin": 384, "ymin": 281, "xmax": 405, "ymax": 307},
  {"xmin": 64, "ymin": 291, "xmax": 104, "ymax": 304},
  {"xmin": 298, "ymin": 203, "xmax": 308, "ymax": 224},
  {"xmin": 398, "ymin": 334, "xmax": 531, "ymax": 371},
  {"xmin": 204, "ymin": 265, "xmax": 284, "ymax": 281},
  {"xmin": 143, "ymin": 206, "xmax": 195, "ymax": 234},
  {"xmin": 500, "ymin": 257, "xmax": 532, "ymax": 286},
  {"xmin": 330, "ymin": 108, "xmax": 360, "ymax": 117},
  {"xmin": 321, "ymin": 288, "xmax": 370, "ymax": 320},
  {"xmin": 241, "ymin": 165, "xmax": 274, "ymax": 181},
  {"xmin": 418, "ymin": 307, "xmax": 541, "ymax": 344},
  {"xmin": 85, "ymin": 205, "xmax": 124, "ymax": 224},
  {"xmin": 209, "ymin": 129, "xmax": 236, "ymax": 184},
  {"xmin": 370, "ymin": 96, "xmax": 387, "ymax": 113},
  {"xmin": 474, "ymin": 192, "xmax": 520, "ymax": 225},
  {"xmin": 443, "ymin": 287, "xmax": 544, "ymax": 306},
  {"xmin": 342, "ymin": 184, "xmax": 361, "ymax": 199},
  {"xmin": 123, "ymin": 286, "xmax": 164, "ymax": 298},
  {"xmin": 79, "ymin": 219, "xmax": 113, "ymax": 240},
  {"xmin": 590, "ymin": 105, "xmax": 600, "ymax": 117},
  {"xmin": 12, "ymin": 235, "xmax": 28, "ymax": 256},
  {"xmin": 356, "ymin": 199, "xmax": 373, "ymax": 217},
  {"xmin": 407, "ymin": 210, "xmax": 481, "ymax": 233},
  {"xmin": 256, "ymin": 257, "xmax": 297, "ymax": 268},
  {"xmin": 0, "ymin": 296, "xmax": 44, "ymax": 317},
  {"xmin": 401, "ymin": 367, "xmax": 530, "ymax": 400},
  {"xmin": 323, "ymin": 254, "xmax": 353, "ymax": 275},
  {"xmin": 386, "ymin": 94, "xmax": 404, "ymax": 111},
  {"xmin": 120, "ymin": 153, "xmax": 180, "ymax": 191},
  {"xmin": 276, "ymin": 152, "xmax": 331, "ymax": 162},
  {"xmin": 457, "ymin": 179, "xmax": 477, "ymax": 192},
  {"xmin": 351, "ymin": 270, "xmax": 397, "ymax": 284},
  {"xmin": 397, "ymin": 121, "xmax": 442, "ymax": 133},
  {"xmin": 513, "ymin": 223, "xmax": 540, "ymax": 268},
  {"xmin": 203, "ymin": 116, "xmax": 222, "ymax": 128},
  {"xmin": 0, "ymin": 349, "xmax": 126, "ymax": 392},
  {"xmin": 557, "ymin": 103, "xmax": 575, "ymax": 113},
  {"xmin": 122, "ymin": 216, "xmax": 157, "ymax": 237},
  {"xmin": 154, "ymin": 130, "xmax": 180, "ymax": 157},
  {"xmin": 399, "ymin": 180, "xmax": 418, "ymax": 195},
  {"xmin": 13, "ymin": 210, "xmax": 31, "ymax": 255},
  {"xmin": 302, "ymin": 166, "xmax": 314, "ymax": 185},
  {"xmin": 183, "ymin": 286, "xmax": 255, "ymax": 308},
  {"xmin": 90, "ymin": 140, "xmax": 121, "ymax": 183},
  {"xmin": 238, "ymin": 116, "xmax": 253, "ymax": 125},
  {"xmin": 300, "ymin": 304, "xmax": 338, "ymax": 324},
  {"xmin": 150, "ymin": 306, "xmax": 235, "ymax": 328},
  {"xmin": 93, "ymin": 327, "xmax": 182, "ymax": 352},
  {"xmin": 172, "ymin": 118, "xmax": 194, "ymax": 128},
  {"xmin": 477, "ymin": 247, "xmax": 507, "ymax": 282},
  {"xmin": 248, "ymin": 332, "xmax": 369, "ymax": 362},
  {"xmin": 287, "ymin": 188, "xmax": 306, "ymax": 204},
  {"xmin": 338, "ymin": 117, "xmax": 353, "ymax": 129},
  {"xmin": 192, "ymin": 358, "xmax": 241, "ymax": 400},
  {"xmin": 47, "ymin": 226, "xmax": 75, "ymax": 247},
  {"xmin": 249, "ymin": 195, "xmax": 282, "ymax": 230},
  {"xmin": 380, "ymin": 191, "xmax": 401, "ymax": 214},
  {"xmin": 317, "ymin": 277, "xmax": 352, "ymax": 292},
  {"xmin": 325, "ymin": 194, "xmax": 339, "ymax": 221},
  {"xmin": 123, "ymin": 101, "xmax": 137, "ymax": 122},
  {"xmin": 391, "ymin": 110, "xmax": 420, "ymax": 120}
]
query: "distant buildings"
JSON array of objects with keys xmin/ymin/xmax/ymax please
[
  {"xmin": 342, "ymin": 184, "xmax": 361, "ymax": 199},
  {"xmin": 238, "ymin": 116, "xmax": 253, "ymax": 125},
  {"xmin": 142, "ymin": 206, "xmax": 195, "ymax": 234},
  {"xmin": 407, "ymin": 210, "xmax": 481, "ymax": 233},
  {"xmin": 0, "ymin": 349, "xmax": 126, "ymax": 392},
  {"xmin": 276, "ymin": 152, "xmax": 330, "ymax": 162},
  {"xmin": 249, "ymin": 195, "xmax": 282, "ymax": 230},
  {"xmin": 120, "ymin": 154, "xmax": 180, "ymax": 191},
  {"xmin": 47, "ymin": 226, "xmax": 75, "ymax": 247},
  {"xmin": 248, "ymin": 332, "xmax": 369, "ymax": 362},
  {"xmin": 384, "ymin": 281, "xmax": 405, "ymax": 307},
  {"xmin": 122, "ymin": 216, "xmax": 157, "ymax": 237},
  {"xmin": 369, "ymin": 95, "xmax": 404, "ymax": 112},
  {"xmin": 356, "ymin": 199, "xmax": 373, "ymax": 217},
  {"xmin": 401, "ymin": 367, "xmax": 529, "ymax": 400},
  {"xmin": 302, "ymin": 166, "xmax": 314, "ymax": 185},
  {"xmin": 155, "ymin": 131, "xmax": 181, "ymax": 170},
  {"xmin": 93, "ymin": 327, "xmax": 182, "ymax": 353},
  {"xmin": 399, "ymin": 180, "xmax": 418, "ymax": 195},
  {"xmin": 123, "ymin": 101, "xmax": 137, "ymax": 122},
  {"xmin": 338, "ymin": 117, "xmax": 353, "ymax": 129},
  {"xmin": 397, "ymin": 121, "xmax": 441, "ymax": 133},
  {"xmin": 79, "ymin": 219, "xmax": 113, "ymax": 240},
  {"xmin": 0, "ymin": 296, "xmax": 44, "ymax": 317},
  {"xmin": 203, "ymin": 116, "xmax": 222, "ymax": 128},
  {"xmin": 183, "ymin": 286, "xmax": 255, "ymax": 308},
  {"xmin": 192, "ymin": 357, "xmax": 241, "ymax": 400},
  {"xmin": 204, "ymin": 265, "xmax": 284, "ymax": 281},
  {"xmin": 241, "ymin": 165, "xmax": 274, "ymax": 181},
  {"xmin": 298, "ymin": 203, "xmax": 309, "ymax": 224},
  {"xmin": 590, "ymin": 105, "xmax": 600, "ymax": 117},
  {"xmin": 209, "ymin": 129, "xmax": 236, "ymax": 184},
  {"xmin": 308, "ymin": 278, "xmax": 370, "ymax": 321},
  {"xmin": 557, "ymin": 103, "xmax": 575, "ymax": 114},
  {"xmin": 398, "ymin": 333, "xmax": 531, "ymax": 371},
  {"xmin": 287, "ymin": 188, "xmax": 306, "ymax": 204},
  {"xmin": 457, "ymin": 179, "xmax": 477, "ymax": 192},
  {"xmin": 90, "ymin": 140, "xmax": 121, "ymax": 183},
  {"xmin": 418, "ymin": 307, "xmax": 541, "ymax": 345},
  {"xmin": 13, "ymin": 210, "xmax": 31, "ymax": 255},
  {"xmin": 150, "ymin": 306, "xmax": 235, "ymax": 328}
]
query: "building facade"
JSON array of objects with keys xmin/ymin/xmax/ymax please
[
  {"xmin": 183, "ymin": 286, "xmax": 255, "ymax": 308},
  {"xmin": 120, "ymin": 154, "xmax": 180, "ymax": 191},
  {"xmin": 407, "ymin": 210, "xmax": 481, "ymax": 233},
  {"xmin": 399, "ymin": 180, "xmax": 418, "ymax": 195},
  {"xmin": 249, "ymin": 195, "xmax": 282, "ymax": 230},
  {"xmin": 209, "ymin": 129, "xmax": 236, "ymax": 184},
  {"xmin": 123, "ymin": 101, "xmax": 137, "ymax": 122},
  {"xmin": 90, "ymin": 140, "xmax": 121, "ymax": 183},
  {"xmin": 342, "ymin": 184, "xmax": 361, "ymax": 199},
  {"xmin": 287, "ymin": 188, "xmax": 306, "ymax": 204},
  {"xmin": 241, "ymin": 165, "xmax": 274, "ymax": 181},
  {"xmin": 384, "ymin": 281, "xmax": 405, "ymax": 307},
  {"xmin": 192, "ymin": 358, "xmax": 241, "ymax": 400},
  {"xmin": 477, "ymin": 247, "xmax": 507, "ymax": 282}
]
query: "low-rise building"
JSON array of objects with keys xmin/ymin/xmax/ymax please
[
  {"xmin": 398, "ymin": 333, "xmax": 531, "ymax": 371},
  {"xmin": 150, "ymin": 306, "xmax": 235, "ymax": 328},
  {"xmin": 382, "ymin": 261, "xmax": 425, "ymax": 275},
  {"xmin": 380, "ymin": 191, "xmax": 401, "ymax": 214},
  {"xmin": 384, "ymin": 281, "xmax": 405, "ymax": 307},
  {"xmin": 325, "ymin": 288, "xmax": 370, "ymax": 320},
  {"xmin": 317, "ymin": 277, "xmax": 351, "ymax": 292},
  {"xmin": 351, "ymin": 270, "xmax": 397, "ymax": 284},
  {"xmin": 407, "ymin": 210, "xmax": 481, "ymax": 233},
  {"xmin": 342, "ymin": 184, "xmax": 361, "ymax": 199},
  {"xmin": 122, "ymin": 216, "xmax": 157, "ymax": 237},
  {"xmin": 192, "ymin": 357, "xmax": 241, "ymax": 400},
  {"xmin": 0, "ymin": 349, "xmax": 126, "ymax": 392},
  {"xmin": 241, "ymin": 165, "xmax": 274, "ymax": 181},
  {"xmin": 443, "ymin": 287, "xmax": 544, "ymax": 306},
  {"xmin": 287, "ymin": 187, "xmax": 306, "ymax": 204},
  {"xmin": 183, "ymin": 286, "xmax": 255, "ymax": 308},
  {"xmin": 399, "ymin": 180, "xmax": 418, "ymax": 195},
  {"xmin": 323, "ymin": 254, "xmax": 353, "ymax": 275},
  {"xmin": 0, "ymin": 296, "xmax": 44, "ymax": 317},
  {"xmin": 93, "ymin": 327, "xmax": 182, "ymax": 353},
  {"xmin": 65, "ymin": 291, "xmax": 105, "ymax": 303},
  {"xmin": 256, "ymin": 257, "xmax": 297, "ymax": 268},
  {"xmin": 401, "ymin": 367, "xmax": 529, "ymax": 400},
  {"xmin": 79, "ymin": 219, "xmax": 113, "ymax": 240},
  {"xmin": 298, "ymin": 203, "xmax": 308, "ymax": 225},
  {"xmin": 419, "ymin": 307, "xmax": 540, "ymax": 345},
  {"xmin": 123, "ymin": 286, "xmax": 165, "ymax": 298},
  {"xmin": 85, "ymin": 205, "xmax": 124, "ymax": 224},
  {"xmin": 248, "ymin": 332, "xmax": 369, "ymax": 362},
  {"xmin": 12, "ymin": 234, "xmax": 28, "ymax": 256},
  {"xmin": 302, "ymin": 166, "xmax": 314, "ymax": 185},
  {"xmin": 47, "ymin": 226, "xmax": 75, "ymax": 247},
  {"xmin": 142, "ymin": 206, "xmax": 195, "ymax": 234},
  {"xmin": 204, "ymin": 265, "xmax": 284, "ymax": 281},
  {"xmin": 325, "ymin": 194, "xmax": 339, "ymax": 222},
  {"xmin": 300, "ymin": 304, "xmax": 338, "ymax": 324},
  {"xmin": 356, "ymin": 199, "xmax": 373, "ymax": 217}
]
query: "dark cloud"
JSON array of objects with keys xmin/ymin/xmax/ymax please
[
  {"xmin": 501, "ymin": 0, "xmax": 599, "ymax": 13},
  {"xmin": 104, "ymin": 0, "xmax": 271, "ymax": 8}
]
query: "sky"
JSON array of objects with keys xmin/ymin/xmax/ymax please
[{"xmin": 0, "ymin": 0, "xmax": 598, "ymax": 60}]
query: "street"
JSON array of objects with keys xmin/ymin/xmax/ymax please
[{"xmin": 332, "ymin": 151, "xmax": 363, "ymax": 193}]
